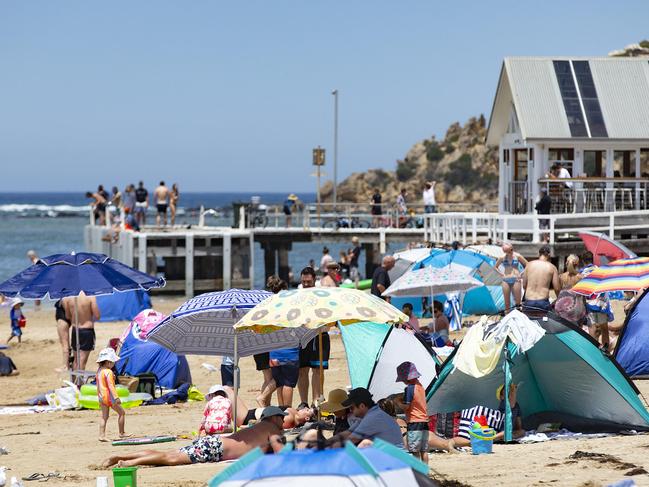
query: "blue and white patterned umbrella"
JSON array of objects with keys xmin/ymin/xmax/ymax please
[{"xmin": 148, "ymin": 289, "xmax": 317, "ymax": 356}]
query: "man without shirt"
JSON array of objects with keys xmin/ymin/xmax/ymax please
[
  {"xmin": 154, "ymin": 181, "xmax": 170, "ymax": 227},
  {"xmin": 63, "ymin": 292, "xmax": 100, "ymax": 371},
  {"xmin": 522, "ymin": 245, "xmax": 561, "ymax": 313},
  {"xmin": 103, "ymin": 407, "xmax": 287, "ymax": 467}
]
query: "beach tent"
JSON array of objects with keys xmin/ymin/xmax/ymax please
[
  {"xmin": 97, "ymin": 290, "xmax": 152, "ymax": 322},
  {"xmin": 116, "ymin": 309, "xmax": 191, "ymax": 389},
  {"xmin": 614, "ymin": 289, "xmax": 649, "ymax": 378},
  {"xmin": 428, "ymin": 311, "xmax": 649, "ymax": 433},
  {"xmin": 209, "ymin": 440, "xmax": 435, "ymax": 487},
  {"xmin": 413, "ymin": 249, "xmax": 504, "ymax": 315},
  {"xmin": 339, "ymin": 322, "xmax": 439, "ymax": 401}
]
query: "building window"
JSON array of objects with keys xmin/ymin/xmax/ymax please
[
  {"xmin": 584, "ymin": 150, "xmax": 606, "ymax": 177},
  {"xmin": 514, "ymin": 149, "xmax": 528, "ymax": 181},
  {"xmin": 503, "ymin": 149, "xmax": 510, "ymax": 163},
  {"xmin": 553, "ymin": 61, "xmax": 588, "ymax": 137},
  {"xmin": 573, "ymin": 61, "xmax": 608, "ymax": 138},
  {"xmin": 640, "ymin": 149, "xmax": 649, "ymax": 178},
  {"xmin": 613, "ymin": 151, "xmax": 635, "ymax": 178},
  {"xmin": 549, "ymin": 148, "xmax": 574, "ymax": 175}
]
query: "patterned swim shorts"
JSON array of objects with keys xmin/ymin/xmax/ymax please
[
  {"xmin": 179, "ymin": 435, "xmax": 224, "ymax": 463},
  {"xmin": 406, "ymin": 422, "xmax": 430, "ymax": 453}
]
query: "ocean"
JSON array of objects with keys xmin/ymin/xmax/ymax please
[{"xmin": 0, "ymin": 192, "xmax": 409, "ymax": 291}]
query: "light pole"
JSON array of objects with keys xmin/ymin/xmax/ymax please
[
  {"xmin": 312, "ymin": 146, "xmax": 325, "ymax": 227},
  {"xmin": 332, "ymin": 89, "xmax": 338, "ymax": 210}
]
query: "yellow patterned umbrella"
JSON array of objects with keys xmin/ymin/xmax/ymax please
[{"xmin": 234, "ymin": 287, "xmax": 407, "ymax": 332}]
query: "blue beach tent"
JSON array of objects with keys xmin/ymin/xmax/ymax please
[
  {"xmin": 209, "ymin": 440, "xmax": 435, "ymax": 487},
  {"xmin": 427, "ymin": 312, "xmax": 649, "ymax": 434},
  {"xmin": 413, "ymin": 249, "xmax": 504, "ymax": 315},
  {"xmin": 97, "ymin": 290, "xmax": 152, "ymax": 322},
  {"xmin": 615, "ymin": 289, "xmax": 649, "ymax": 378},
  {"xmin": 339, "ymin": 322, "xmax": 439, "ymax": 401}
]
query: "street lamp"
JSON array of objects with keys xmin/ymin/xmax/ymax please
[
  {"xmin": 313, "ymin": 146, "xmax": 325, "ymax": 227},
  {"xmin": 332, "ymin": 89, "xmax": 338, "ymax": 210}
]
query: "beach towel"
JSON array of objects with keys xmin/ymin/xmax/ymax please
[{"xmin": 145, "ymin": 383, "xmax": 190, "ymax": 405}]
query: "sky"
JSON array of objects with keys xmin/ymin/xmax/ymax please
[{"xmin": 1, "ymin": 1, "xmax": 648, "ymax": 193}]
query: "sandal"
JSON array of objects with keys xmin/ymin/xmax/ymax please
[{"xmin": 23, "ymin": 473, "xmax": 46, "ymax": 481}]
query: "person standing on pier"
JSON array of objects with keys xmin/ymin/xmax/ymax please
[
  {"xmin": 154, "ymin": 181, "xmax": 170, "ymax": 227},
  {"xmin": 423, "ymin": 181, "xmax": 437, "ymax": 214},
  {"xmin": 134, "ymin": 181, "xmax": 149, "ymax": 227},
  {"xmin": 297, "ymin": 267, "xmax": 329, "ymax": 406},
  {"xmin": 283, "ymin": 194, "xmax": 298, "ymax": 227},
  {"xmin": 348, "ymin": 236, "xmax": 362, "ymax": 283},
  {"xmin": 370, "ymin": 188, "xmax": 382, "ymax": 227},
  {"xmin": 396, "ymin": 188, "xmax": 408, "ymax": 227},
  {"xmin": 170, "ymin": 183, "xmax": 180, "ymax": 226}
]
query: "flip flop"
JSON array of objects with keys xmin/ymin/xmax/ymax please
[{"xmin": 22, "ymin": 473, "xmax": 46, "ymax": 481}]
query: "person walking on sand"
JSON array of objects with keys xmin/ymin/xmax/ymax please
[
  {"xmin": 96, "ymin": 347, "xmax": 128, "ymax": 442},
  {"xmin": 495, "ymin": 243, "xmax": 528, "ymax": 311},
  {"xmin": 63, "ymin": 292, "xmax": 100, "ymax": 371},
  {"xmin": 154, "ymin": 181, "xmax": 170, "ymax": 227},
  {"xmin": 170, "ymin": 183, "xmax": 180, "ymax": 226},
  {"xmin": 103, "ymin": 407, "xmax": 287, "ymax": 467},
  {"xmin": 522, "ymin": 245, "xmax": 561, "ymax": 313},
  {"xmin": 7, "ymin": 299, "xmax": 25, "ymax": 345}
]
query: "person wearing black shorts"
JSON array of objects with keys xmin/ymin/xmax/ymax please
[{"xmin": 71, "ymin": 327, "xmax": 96, "ymax": 353}]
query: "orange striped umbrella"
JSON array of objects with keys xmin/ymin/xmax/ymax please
[{"xmin": 571, "ymin": 257, "xmax": 649, "ymax": 296}]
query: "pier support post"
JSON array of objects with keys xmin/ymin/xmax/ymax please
[
  {"xmin": 249, "ymin": 232, "xmax": 255, "ymax": 289},
  {"xmin": 379, "ymin": 229, "xmax": 386, "ymax": 254},
  {"xmin": 223, "ymin": 233, "xmax": 232, "ymax": 290},
  {"xmin": 185, "ymin": 234, "xmax": 194, "ymax": 297},
  {"xmin": 364, "ymin": 243, "xmax": 380, "ymax": 280},
  {"xmin": 277, "ymin": 243, "xmax": 292, "ymax": 284},
  {"xmin": 138, "ymin": 234, "xmax": 147, "ymax": 273},
  {"xmin": 261, "ymin": 242, "xmax": 277, "ymax": 280}
]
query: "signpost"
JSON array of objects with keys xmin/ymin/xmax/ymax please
[{"xmin": 313, "ymin": 147, "xmax": 325, "ymax": 227}]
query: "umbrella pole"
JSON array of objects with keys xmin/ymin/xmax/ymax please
[
  {"xmin": 233, "ymin": 332, "xmax": 239, "ymax": 433},
  {"xmin": 318, "ymin": 329, "xmax": 324, "ymax": 420},
  {"xmin": 74, "ymin": 295, "xmax": 81, "ymax": 374}
]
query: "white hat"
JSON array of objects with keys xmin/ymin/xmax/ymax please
[
  {"xmin": 12, "ymin": 298, "xmax": 24, "ymax": 307},
  {"xmin": 207, "ymin": 384, "xmax": 226, "ymax": 396},
  {"xmin": 96, "ymin": 347, "xmax": 120, "ymax": 363}
]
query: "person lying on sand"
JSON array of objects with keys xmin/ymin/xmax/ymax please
[
  {"xmin": 103, "ymin": 406, "xmax": 287, "ymax": 468},
  {"xmin": 224, "ymin": 386, "xmax": 315, "ymax": 429},
  {"xmin": 428, "ymin": 383, "xmax": 525, "ymax": 452}
]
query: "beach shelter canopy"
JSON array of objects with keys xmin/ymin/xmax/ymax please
[
  {"xmin": 614, "ymin": 289, "xmax": 649, "ymax": 378},
  {"xmin": 148, "ymin": 289, "xmax": 318, "ymax": 356},
  {"xmin": 383, "ymin": 266, "xmax": 483, "ymax": 298},
  {"xmin": 117, "ymin": 309, "xmax": 191, "ymax": 389},
  {"xmin": 389, "ymin": 247, "xmax": 444, "ymax": 282},
  {"xmin": 0, "ymin": 252, "xmax": 165, "ymax": 300},
  {"xmin": 339, "ymin": 322, "xmax": 439, "ymax": 401},
  {"xmin": 579, "ymin": 231, "xmax": 637, "ymax": 266},
  {"xmin": 209, "ymin": 441, "xmax": 433, "ymax": 487},
  {"xmin": 428, "ymin": 311, "xmax": 649, "ymax": 432},
  {"xmin": 571, "ymin": 257, "xmax": 649, "ymax": 296},
  {"xmin": 97, "ymin": 290, "xmax": 152, "ymax": 322},
  {"xmin": 413, "ymin": 249, "xmax": 504, "ymax": 315},
  {"xmin": 234, "ymin": 288, "xmax": 407, "ymax": 332}
]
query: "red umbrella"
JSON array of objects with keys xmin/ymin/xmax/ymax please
[{"xmin": 579, "ymin": 231, "xmax": 637, "ymax": 266}]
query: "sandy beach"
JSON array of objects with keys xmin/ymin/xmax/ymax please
[{"xmin": 1, "ymin": 297, "xmax": 649, "ymax": 487}]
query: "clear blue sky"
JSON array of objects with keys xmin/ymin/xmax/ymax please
[{"xmin": 1, "ymin": 1, "xmax": 647, "ymax": 192}]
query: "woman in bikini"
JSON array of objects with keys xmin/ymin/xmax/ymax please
[{"xmin": 495, "ymin": 243, "xmax": 528, "ymax": 311}]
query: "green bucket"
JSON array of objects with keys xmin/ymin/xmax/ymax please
[{"xmin": 112, "ymin": 466, "xmax": 138, "ymax": 487}]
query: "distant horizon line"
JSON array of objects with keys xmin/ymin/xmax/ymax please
[{"xmin": 0, "ymin": 190, "xmax": 317, "ymax": 195}]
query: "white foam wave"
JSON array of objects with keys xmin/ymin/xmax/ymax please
[{"xmin": 0, "ymin": 204, "xmax": 89, "ymax": 213}]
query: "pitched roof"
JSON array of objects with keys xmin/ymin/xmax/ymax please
[{"xmin": 486, "ymin": 57, "xmax": 649, "ymax": 145}]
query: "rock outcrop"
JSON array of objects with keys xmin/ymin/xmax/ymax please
[{"xmin": 321, "ymin": 115, "xmax": 498, "ymax": 209}]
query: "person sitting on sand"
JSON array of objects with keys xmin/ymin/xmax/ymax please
[
  {"xmin": 225, "ymin": 386, "xmax": 315, "ymax": 430},
  {"xmin": 0, "ymin": 352, "xmax": 19, "ymax": 376},
  {"xmin": 103, "ymin": 406, "xmax": 287, "ymax": 467},
  {"xmin": 199, "ymin": 385, "xmax": 233, "ymax": 435},
  {"xmin": 428, "ymin": 383, "xmax": 525, "ymax": 452},
  {"xmin": 96, "ymin": 348, "xmax": 129, "ymax": 442}
]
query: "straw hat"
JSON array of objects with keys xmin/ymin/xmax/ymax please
[
  {"xmin": 287, "ymin": 194, "xmax": 298, "ymax": 201},
  {"xmin": 320, "ymin": 388, "xmax": 349, "ymax": 413},
  {"xmin": 96, "ymin": 347, "xmax": 120, "ymax": 363}
]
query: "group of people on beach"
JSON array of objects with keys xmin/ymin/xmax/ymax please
[{"xmin": 86, "ymin": 181, "xmax": 179, "ymax": 228}]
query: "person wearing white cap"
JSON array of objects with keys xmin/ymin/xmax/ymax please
[
  {"xmin": 199, "ymin": 385, "xmax": 233, "ymax": 435},
  {"xmin": 96, "ymin": 347, "xmax": 129, "ymax": 442}
]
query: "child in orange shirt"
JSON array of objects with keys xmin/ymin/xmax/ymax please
[
  {"xmin": 394, "ymin": 361, "xmax": 429, "ymax": 463},
  {"xmin": 96, "ymin": 347, "xmax": 128, "ymax": 442}
]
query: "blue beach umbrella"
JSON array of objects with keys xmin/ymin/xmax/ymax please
[{"xmin": 0, "ymin": 252, "xmax": 165, "ymax": 367}]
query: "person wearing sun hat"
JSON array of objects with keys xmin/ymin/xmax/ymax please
[
  {"xmin": 320, "ymin": 388, "xmax": 354, "ymax": 435},
  {"xmin": 393, "ymin": 361, "xmax": 430, "ymax": 462},
  {"xmin": 7, "ymin": 298, "xmax": 25, "ymax": 345},
  {"xmin": 96, "ymin": 347, "xmax": 129, "ymax": 442},
  {"xmin": 283, "ymin": 193, "xmax": 299, "ymax": 227},
  {"xmin": 199, "ymin": 385, "xmax": 233, "ymax": 435}
]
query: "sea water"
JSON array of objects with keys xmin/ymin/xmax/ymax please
[{"xmin": 0, "ymin": 192, "xmax": 409, "ymax": 290}]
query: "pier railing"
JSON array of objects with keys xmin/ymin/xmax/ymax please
[{"xmin": 424, "ymin": 209, "xmax": 649, "ymax": 244}]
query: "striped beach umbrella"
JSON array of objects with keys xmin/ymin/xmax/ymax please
[{"xmin": 571, "ymin": 257, "xmax": 649, "ymax": 296}]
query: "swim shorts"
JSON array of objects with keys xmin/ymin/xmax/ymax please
[
  {"xmin": 308, "ymin": 333, "xmax": 330, "ymax": 369},
  {"xmin": 10, "ymin": 324, "xmax": 22, "ymax": 337},
  {"xmin": 406, "ymin": 422, "xmax": 430, "ymax": 453},
  {"xmin": 271, "ymin": 361, "xmax": 299, "ymax": 387},
  {"xmin": 179, "ymin": 435, "xmax": 224, "ymax": 463},
  {"xmin": 522, "ymin": 299, "xmax": 551, "ymax": 312},
  {"xmin": 157, "ymin": 204, "xmax": 168, "ymax": 214},
  {"xmin": 220, "ymin": 363, "xmax": 234, "ymax": 387},
  {"xmin": 70, "ymin": 327, "xmax": 96, "ymax": 351},
  {"xmin": 253, "ymin": 352, "xmax": 270, "ymax": 371}
]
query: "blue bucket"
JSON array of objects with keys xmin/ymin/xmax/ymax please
[{"xmin": 469, "ymin": 427, "xmax": 495, "ymax": 455}]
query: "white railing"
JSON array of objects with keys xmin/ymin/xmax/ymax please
[{"xmin": 424, "ymin": 209, "xmax": 649, "ymax": 244}]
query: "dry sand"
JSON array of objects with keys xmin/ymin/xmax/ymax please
[{"xmin": 1, "ymin": 298, "xmax": 649, "ymax": 486}]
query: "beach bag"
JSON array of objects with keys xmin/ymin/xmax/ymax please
[
  {"xmin": 46, "ymin": 380, "xmax": 79, "ymax": 409},
  {"xmin": 18, "ymin": 317, "xmax": 26, "ymax": 328}
]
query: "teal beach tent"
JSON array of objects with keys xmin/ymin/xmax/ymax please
[
  {"xmin": 339, "ymin": 322, "xmax": 440, "ymax": 401},
  {"xmin": 427, "ymin": 312, "xmax": 649, "ymax": 433}
]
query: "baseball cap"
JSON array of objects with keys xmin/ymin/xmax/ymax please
[
  {"xmin": 260, "ymin": 406, "xmax": 288, "ymax": 420},
  {"xmin": 341, "ymin": 388, "xmax": 373, "ymax": 408}
]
